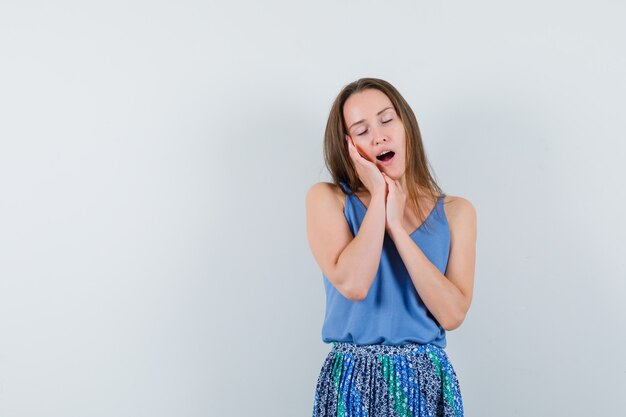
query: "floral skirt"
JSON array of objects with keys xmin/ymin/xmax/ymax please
[{"xmin": 311, "ymin": 342, "xmax": 464, "ymax": 417}]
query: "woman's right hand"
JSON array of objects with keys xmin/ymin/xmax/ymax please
[{"xmin": 345, "ymin": 135, "xmax": 387, "ymax": 198}]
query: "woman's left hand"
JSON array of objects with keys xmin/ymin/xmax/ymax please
[{"xmin": 382, "ymin": 173, "xmax": 407, "ymax": 236}]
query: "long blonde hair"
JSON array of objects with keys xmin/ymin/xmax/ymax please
[{"xmin": 323, "ymin": 77, "xmax": 445, "ymax": 234}]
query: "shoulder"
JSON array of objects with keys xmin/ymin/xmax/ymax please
[
  {"xmin": 442, "ymin": 195, "xmax": 477, "ymax": 233},
  {"xmin": 306, "ymin": 182, "xmax": 346, "ymax": 211}
]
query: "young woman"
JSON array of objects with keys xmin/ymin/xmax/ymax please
[{"xmin": 306, "ymin": 78, "xmax": 476, "ymax": 417}]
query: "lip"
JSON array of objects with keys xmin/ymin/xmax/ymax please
[{"xmin": 377, "ymin": 152, "xmax": 395, "ymax": 166}]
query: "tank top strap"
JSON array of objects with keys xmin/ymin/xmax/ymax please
[
  {"xmin": 435, "ymin": 193, "xmax": 445, "ymax": 210},
  {"xmin": 338, "ymin": 181, "xmax": 352, "ymax": 194},
  {"xmin": 431, "ymin": 193, "xmax": 446, "ymax": 223}
]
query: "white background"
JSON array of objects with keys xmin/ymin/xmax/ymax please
[{"xmin": 1, "ymin": 1, "xmax": 625, "ymax": 416}]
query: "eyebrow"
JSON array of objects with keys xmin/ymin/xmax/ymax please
[{"xmin": 348, "ymin": 106, "xmax": 394, "ymax": 131}]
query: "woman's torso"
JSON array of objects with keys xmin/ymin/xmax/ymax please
[{"xmin": 320, "ymin": 181, "xmax": 452, "ymax": 347}]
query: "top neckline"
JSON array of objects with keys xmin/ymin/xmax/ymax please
[{"xmin": 340, "ymin": 182, "xmax": 444, "ymax": 236}]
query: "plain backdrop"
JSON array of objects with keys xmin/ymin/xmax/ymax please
[{"xmin": 1, "ymin": 1, "xmax": 625, "ymax": 416}]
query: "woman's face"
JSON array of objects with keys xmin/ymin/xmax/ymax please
[{"xmin": 343, "ymin": 88, "xmax": 406, "ymax": 179}]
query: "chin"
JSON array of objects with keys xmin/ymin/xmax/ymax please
[
  {"xmin": 384, "ymin": 171, "xmax": 398, "ymax": 181},
  {"xmin": 387, "ymin": 170, "xmax": 405, "ymax": 181}
]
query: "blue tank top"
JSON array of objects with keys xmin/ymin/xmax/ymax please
[{"xmin": 320, "ymin": 181, "xmax": 451, "ymax": 347}]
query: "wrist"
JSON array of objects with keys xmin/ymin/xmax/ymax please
[
  {"xmin": 388, "ymin": 223, "xmax": 406, "ymax": 237},
  {"xmin": 369, "ymin": 192, "xmax": 386, "ymax": 203}
]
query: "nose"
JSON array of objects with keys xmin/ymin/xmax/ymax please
[{"xmin": 370, "ymin": 126, "xmax": 387, "ymax": 145}]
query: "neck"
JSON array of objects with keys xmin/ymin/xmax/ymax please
[
  {"xmin": 398, "ymin": 174, "xmax": 409, "ymax": 196},
  {"xmin": 397, "ymin": 174, "xmax": 432, "ymax": 200}
]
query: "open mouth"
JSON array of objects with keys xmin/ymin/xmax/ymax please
[{"xmin": 376, "ymin": 151, "xmax": 395, "ymax": 162}]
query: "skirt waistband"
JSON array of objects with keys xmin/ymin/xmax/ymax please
[{"xmin": 330, "ymin": 341, "xmax": 444, "ymax": 357}]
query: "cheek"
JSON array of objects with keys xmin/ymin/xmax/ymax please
[
  {"xmin": 349, "ymin": 139, "xmax": 363, "ymax": 152},
  {"xmin": 353, "ymin": 137, "xmax": 369, "ymax": 151}
]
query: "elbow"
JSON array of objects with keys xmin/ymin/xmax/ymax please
[
  {"xmin": 349, "ymin": 290, "xmax": 367, "ymax": 302},
  {"xmin": 337, "ymin": 275, "xmax": 369, "ymax": 302},
  {"xmin": 342, "ymin": 282, "xmax": 368, "ymax": 302},
  {"xmin": 331, "ymin": 266, "xmax": 370, "ymax": 301},
  {"xmin": 442, "ymin": 311, "xmax": 466, "ymax": 331},
  {"xmin": 442, "ymin": 295, "xmax": 472, "ymax": 331}
]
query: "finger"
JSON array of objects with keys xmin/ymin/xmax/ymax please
[
  {"xmin": 346, "ymin": 138, "xmax": 357, "ymax": 155},
  {"xmin": 352, "ymin": 147, "xmax": 368, "ymax": 164},
  {"xmin": 346, "ymin": 139, "xmax": 358, "ymax": 160},
  {"xmin": 347, "ymin": 138, "xmax": 367, "ymax": 160},
  {"xmin": 350, "ymin": 147, "xmax": 369, "ymax": 167}
]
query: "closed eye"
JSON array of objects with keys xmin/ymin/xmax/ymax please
[{"xmin": 356, "ymin": 119, "xmax": 393, "ymax": 136}]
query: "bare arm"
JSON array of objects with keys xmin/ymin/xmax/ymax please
[
  {"xmin": 388, "ymin": 197, "xmax": 477, "ymax": 330},
  {"xmin": 306, "ymin": 182, "xmax": 386, "ymax": 301}
]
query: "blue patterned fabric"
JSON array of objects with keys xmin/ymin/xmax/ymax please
[{"xmin": 312, "ymin": 342, "xmax": 464, "ymax": 417}]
